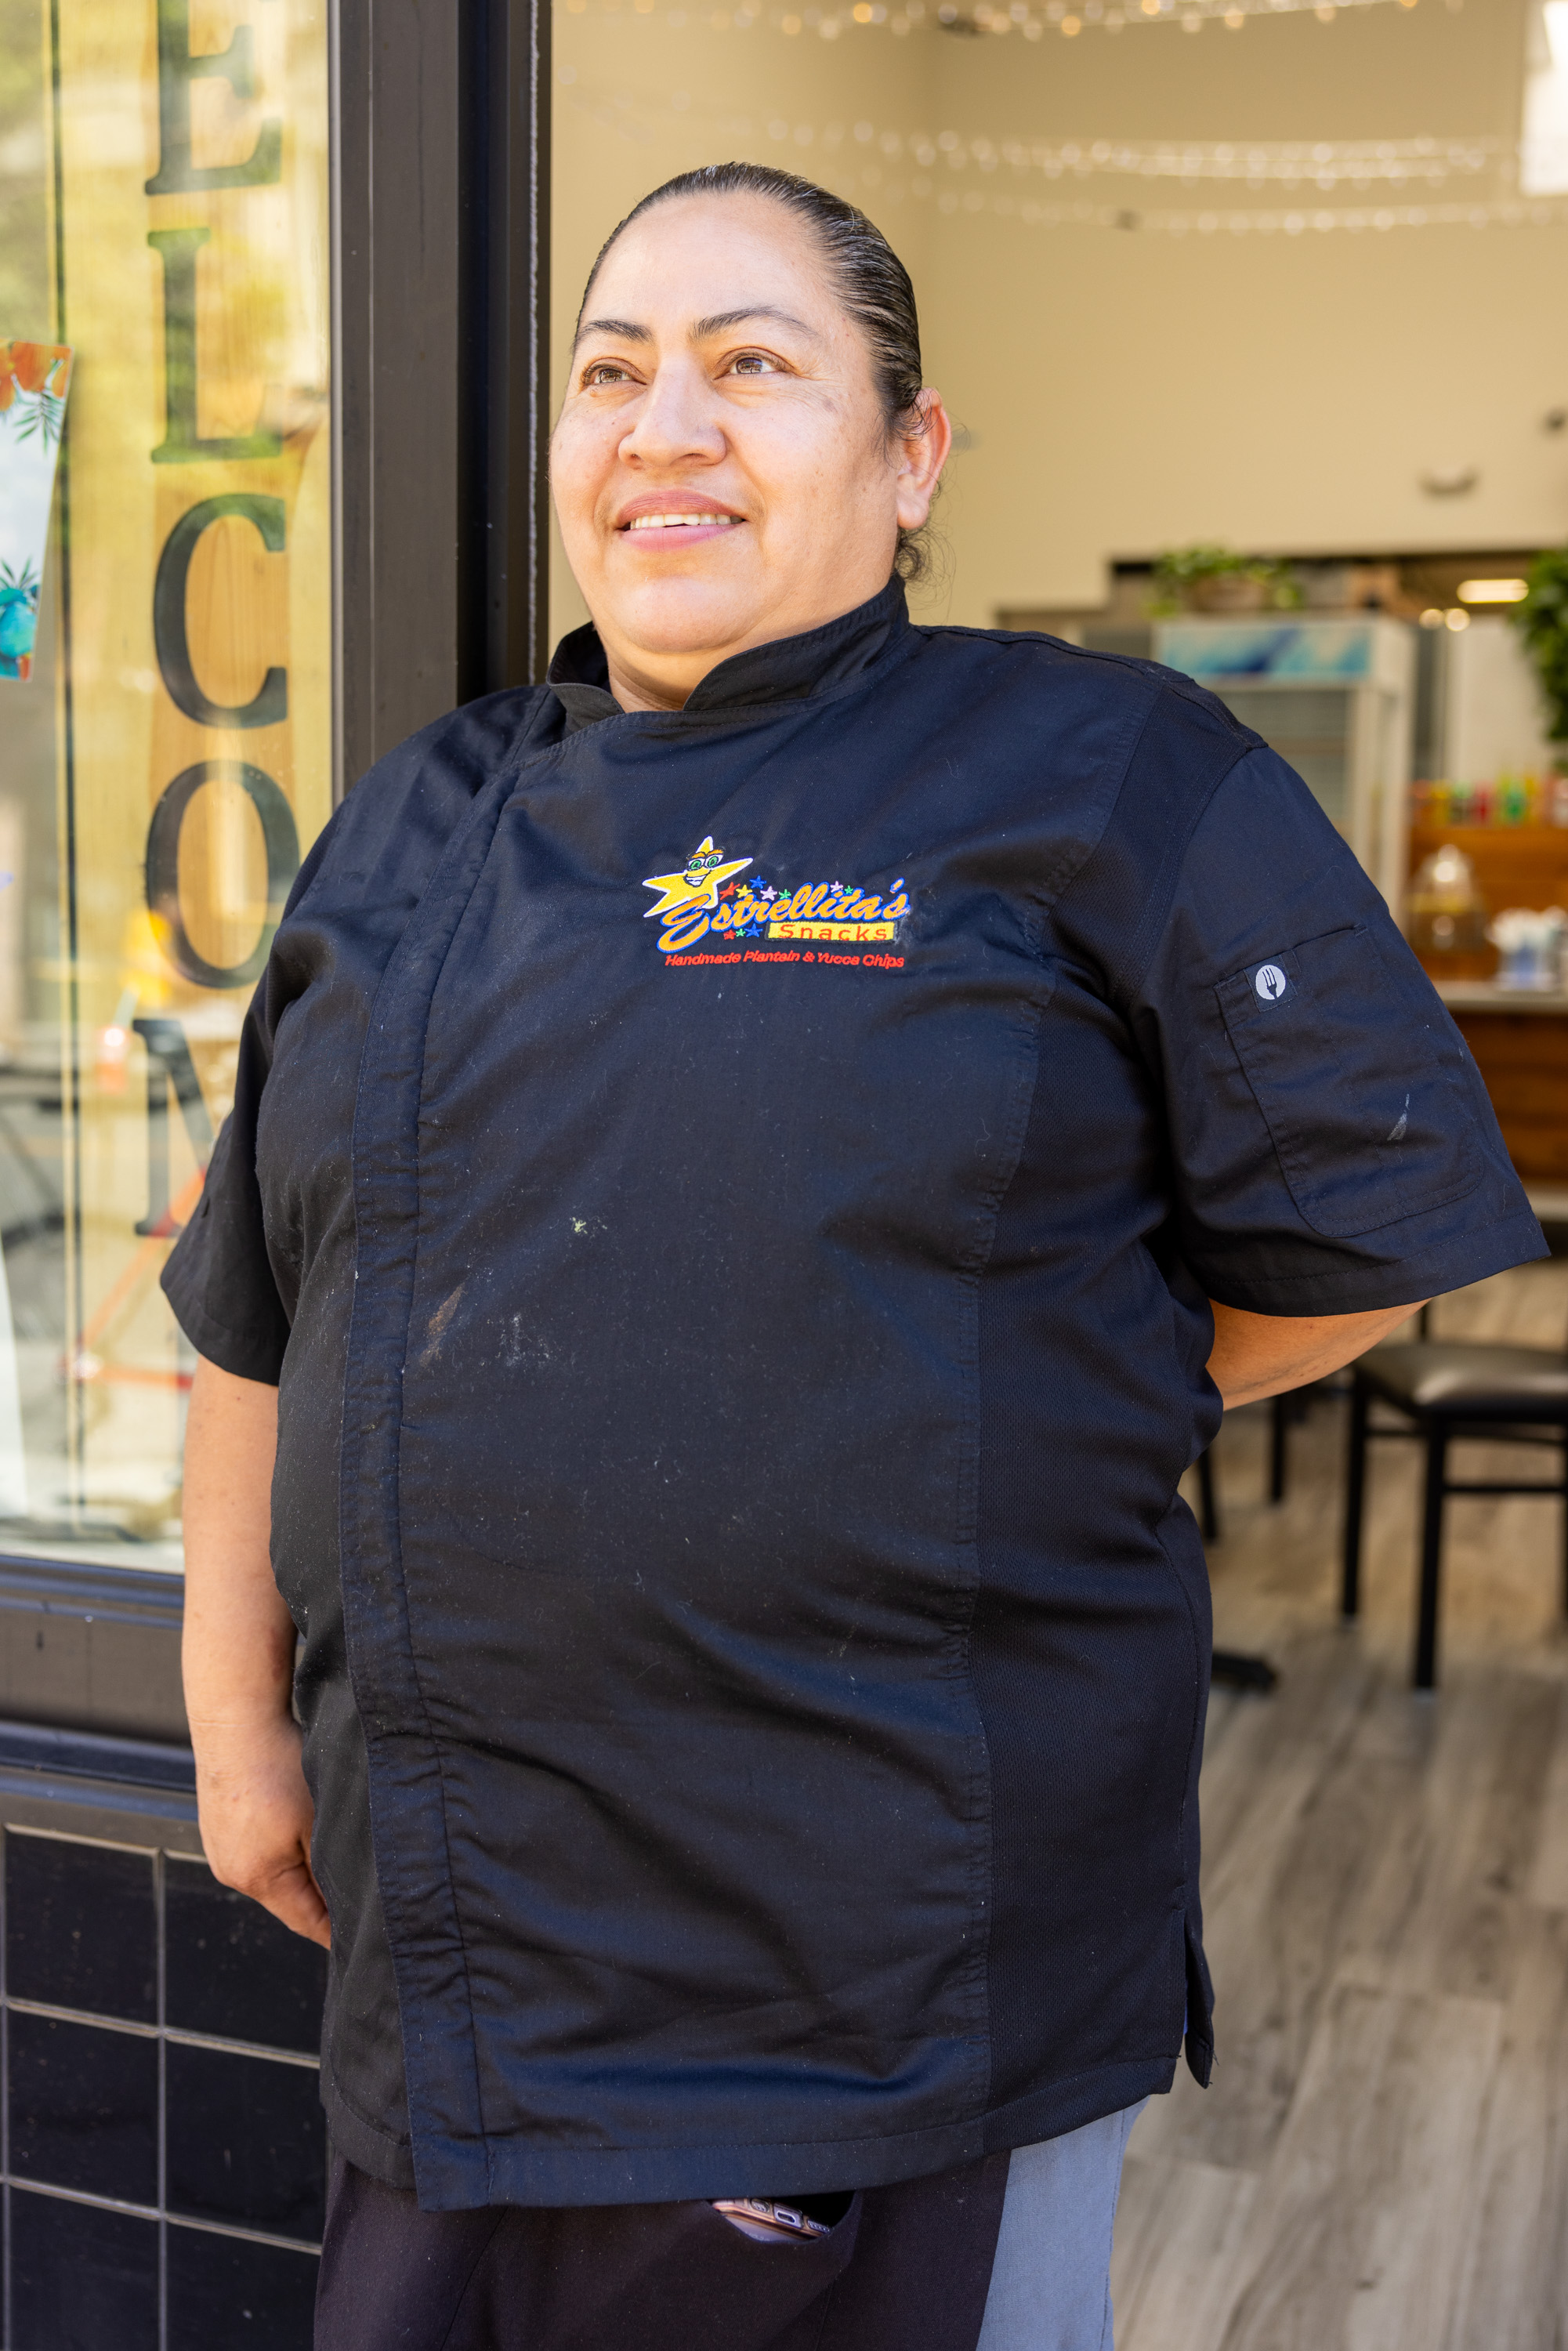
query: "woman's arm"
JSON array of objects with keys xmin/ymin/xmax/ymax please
[
  {"xmin": 182, "ymin": 1356, "xmax": 329, "ymax": 1947},
  {"xmin": 1208, "ymin": 1298, "xmax": 1428, "ymax": 1411}
]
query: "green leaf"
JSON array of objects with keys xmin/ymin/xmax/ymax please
[{"xmin": 1512, "ymin": 545, "xmax": 1568, "ymax": 742}]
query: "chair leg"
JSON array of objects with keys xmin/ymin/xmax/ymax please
[
  {"xmin": 1342, "ymin": 1378, "xmax": 1369, "ymax": 1619},
  {"xmin": 1269, "ymin": 1391, "xmax": 1289, "ymax": 1505},
  {"xmin": 1414, "ymin": 1426, "xmax": 1448, "ymax": 1691},
  {"xmin": 1197, "ymin": 1445, "xmax": 1220, "ymax": 1544}
]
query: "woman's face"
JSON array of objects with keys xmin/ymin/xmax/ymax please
[{"xmin": 550, "ymin": 194, "xmax": 950, "ymax": 711}]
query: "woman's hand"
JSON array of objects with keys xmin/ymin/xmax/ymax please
[
  {"xmin": 183, "ymin": 1356, "xmax": 331, "ymax": 1949},
  {"xmin": 192, "ymin": 1710, "xmax": 331, "ymax": 1948}
]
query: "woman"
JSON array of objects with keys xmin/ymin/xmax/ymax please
[{"xmin": 172, "ymin": 165, "xmax": 1541, "ymax": 2350}]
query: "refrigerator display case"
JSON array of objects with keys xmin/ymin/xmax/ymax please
[{"xmin": 1153, "ymin": 617, "xmax": 1418, "ymax": 918}]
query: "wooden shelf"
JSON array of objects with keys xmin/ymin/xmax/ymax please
[
  {"xmin": 1437, "ymin": 987, "xmax": 1568, "ymax": 1182},
  {"xmin": 1410, "ymin": 824, "xmax": 1568, "ymax": 916},
  {"xmin": 1434, "ymin": 982, "xmax": 1568, "ymax": 1015}
]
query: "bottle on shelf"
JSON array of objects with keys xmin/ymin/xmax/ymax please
[{"xmin": 1407, "ymin": 842, "xmax": 1490, "ymax": 964}]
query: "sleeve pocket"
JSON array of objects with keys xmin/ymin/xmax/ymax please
[{"xmin": 1215, "ymin": 924, "xmax": 1480, "ymax": 1240}]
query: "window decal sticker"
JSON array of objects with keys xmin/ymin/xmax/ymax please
[{"xmin": 0, "ymin": 342, "xmax": 72, "ymax": 683}]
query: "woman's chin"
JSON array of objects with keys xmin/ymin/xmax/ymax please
[{"xmin": 609, "ymin": 575, "xmax": 766, "ymax": 661}]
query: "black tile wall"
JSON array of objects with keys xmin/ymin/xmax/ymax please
[
  {"xmin": 8, "ymin": 2011, "xmax": 160, "ymax": 2204},
  {"xmin": 166, "ymin": 2224, "xmax": 320, "ymax": 2350},
  {"xmin": 2, "ymin": 1824, "xmax": 327, "ymax": 2350},
  {"xmin": 165, "ymin": 1855, "xmax": 328, "ymax": 2052},
  {"xmin": 9, "ymin": 2185, "xmax": 160, "ymax": 2351},
  {"xmin": 5, "ymin": 1836, "xmax": 158, "ymax": 2020},
  {"xmin": 166, "ymin": 2041, "xmax": 327, "ymax": 2240}
]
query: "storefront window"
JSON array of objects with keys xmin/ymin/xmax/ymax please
[{"xmin": 0, "ymin": 0, "xmax": 331, "ymax": 1569}]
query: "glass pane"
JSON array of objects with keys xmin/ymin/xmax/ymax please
[{"xmin": 0, "ymin": 0, "xmax": 332, "ymax": 1569}]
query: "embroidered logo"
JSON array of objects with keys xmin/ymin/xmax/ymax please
[
  {"xmin": 1254, "ymin": 962, "xmax": 1289, "ymax": 1003},
  {"xmin": 642, "ymin": 837, "xmax": 911, "ymax": 966},
  {"xmin": 641, "ymin": 837, "xmax": 753, "ymax": 925}
]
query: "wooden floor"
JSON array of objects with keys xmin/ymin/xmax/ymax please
[{"xmin": 1113, "ymin": 1256, "xmax": 1568, "ymax": 2351}]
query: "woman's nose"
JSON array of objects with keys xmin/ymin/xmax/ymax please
[{"xmin": 617, "ymin": 361, "xmax": 726, "ymax": 469}]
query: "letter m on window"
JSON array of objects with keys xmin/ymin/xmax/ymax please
[{"xmin": 134, "ymin": 1017, "xmax": 214, "ymax": 1237}]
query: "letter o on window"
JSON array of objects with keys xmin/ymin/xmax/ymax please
[{"xmin": 145, "ymin": 760, "xmax": 300, "ymax": 989}]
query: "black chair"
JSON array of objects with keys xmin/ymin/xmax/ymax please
[
  {"xmin": 1195, "ymin": 1444, "xmax": 1220, "ymax": 1541},
  {"xmin": 1342, "ymin": 1334, "xmax": 1568, "ymax": 1689},
  {"xmin": 1198, "ymin": 1394, "xmax": 1305, "ymax": 1534},
  {"xmin": 1269, "ymin": 1310, "xmax": 1432, "ymax": 1505},
  {"xmin": 1266, "ymin": 1389, "xmax": 1300, "ymax": 1502},
  {"xmin": 1190, "ymin": 1449, "xmax": 1279, "ymax": 1691}
]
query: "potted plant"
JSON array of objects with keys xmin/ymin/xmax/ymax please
[
  {"xmin": 1150, "ymin": 544, "xmax": 1302, "ymax": 616},
  {"xmin": 1512, "ymin": 546, "xmax": 1568, "ymax": 766}
]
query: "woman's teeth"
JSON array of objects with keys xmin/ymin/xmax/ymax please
[{"xmin": 625, "ymin": 513, "xmax": 741, "ymax": 530}]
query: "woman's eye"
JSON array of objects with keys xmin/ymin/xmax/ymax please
[
  {"xmin": 581, "ymin": 361, "xmax": 634, "ymax": 388},
  {"xmin": 726, "ymin": 352, "xmax": 784, "ymax": 378}
]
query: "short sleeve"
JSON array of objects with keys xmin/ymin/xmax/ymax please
[
  {"xmin": 1114, "ymin": 742, "xmax": 1544, "ymax": 1313},
  {"xmin": 161, "ymin": 994, "xmax": 293, "ymax": 1383}
]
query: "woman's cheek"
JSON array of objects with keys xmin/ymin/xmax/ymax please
[{"xmin": 549, "ymin": 414, "xmax": 613, "ymax": 531}]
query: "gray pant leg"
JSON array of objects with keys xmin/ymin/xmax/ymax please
[{"xmin": 974, "ymin": 2102, "xmax": 1145, "ymax": 2351}]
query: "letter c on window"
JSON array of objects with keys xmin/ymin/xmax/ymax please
[
  {"xmin": 153, "ymin": 494, "xmax": 288, "ymax": 728},
  {"xmin": 145, "ymin": 760, "xmax": 300, "ymax": 989}
]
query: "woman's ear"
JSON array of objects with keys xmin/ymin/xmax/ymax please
[{"xmin": 895, "ymin": 391, "xmax": 953, "ymax": 532}]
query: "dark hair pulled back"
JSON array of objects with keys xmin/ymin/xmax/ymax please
[{"xmin": 576, "ymin": 162, "xmax": 936, "ymax": 583}]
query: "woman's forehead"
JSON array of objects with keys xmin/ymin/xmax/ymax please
[{"xmin": 588, "ymin": 197, "xmax": 835, "ymax": 323}]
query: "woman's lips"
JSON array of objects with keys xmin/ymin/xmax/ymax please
[{"xmin": 618, "ymin": 513, "xmax": 745, "ymax": 545}]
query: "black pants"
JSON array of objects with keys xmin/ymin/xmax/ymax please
[{"xmin": 315, "ymin": 2149, "xmax": 1012, "ymax": 2351}]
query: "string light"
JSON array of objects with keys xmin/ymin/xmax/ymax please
[
  {"xmin": 932, "ymin": 133, "xmax": 1502, "ymax": 184},
  {"xmin": 559, "ymin": 0, "xmax": 1461, "ymax": 36},
  {"xmin": 559, "ymin": 81, "xmax": 1537, "ymax": 196},
  {"xmin": 984, "ymin": 193, "xmax": 1568, "ymax": 230},
  {"xmin": 558, "ymin": 78, "xmax": 1568, "ymax": 227}
]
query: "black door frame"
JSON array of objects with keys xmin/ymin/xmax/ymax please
[{"xmin": 334, "ymin": 0, "xmax": 552, "ymax": 794}]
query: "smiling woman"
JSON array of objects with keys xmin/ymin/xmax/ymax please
[
  {"xmin": 165, "ymin": 164, "xmax": 1539, "ymax": 2351},
  {"xmin": 551, "ymin": 162, "xmax": 950, "ymax": 705}
]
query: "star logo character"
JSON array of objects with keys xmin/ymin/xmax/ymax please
[{"xmin": 642, "ymin": 836, "xmax": 752, "ymax": 920}]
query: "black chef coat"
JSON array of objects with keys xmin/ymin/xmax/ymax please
[{"xmin": 164, "ymin": 577, "xmax": 1543, "ymax": 2214}]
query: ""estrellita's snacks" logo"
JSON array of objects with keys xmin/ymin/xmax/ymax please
[{"xmin": 642, "ymin": 837, "xmax": 911, "ymax": 962}]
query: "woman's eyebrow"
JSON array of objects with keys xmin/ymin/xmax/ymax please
[
  {"xmin": 572, "ymin": 304, "xmax": 820, "ymax": 353},
  {"xmin": 690, "ymin": 306, "xmax": 819, "ymax": 342},
  {"xmin": 574, "ymin": 317, "xmax": 650, "ymax": 350}
]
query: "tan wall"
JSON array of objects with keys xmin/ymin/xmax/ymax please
[{"xmin": 550, "ymin": 0, "xmax": 1568, "ymax": 637}]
